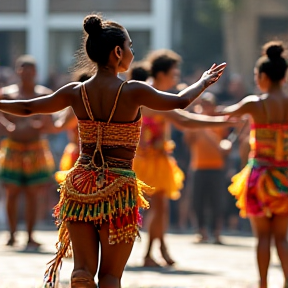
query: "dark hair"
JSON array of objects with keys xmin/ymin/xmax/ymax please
[
  {"xmin": 127, "ymin": 61, "xmax": 151, "ymax": 81},
  {"xmin": 256, "ymin": 41, "xmax": 288, "ymax": 82},
  {"xmin": 83, "ymin": 14, "xmax": 126, "ymax": 66},
  {"xmin": 71, "ymin": 68, "xmax": 92, "ymax": 82},
  {"xmin": 145, "ymin": 49, "xmax": 182, "ymax": 78}
]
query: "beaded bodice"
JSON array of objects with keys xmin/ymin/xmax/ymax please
[
  {"xmin": 249, "ymin": 123, "xmax": 288, "ymax": 162},
  {"xmin": 78, "ymin": 82, "xmax": 142, "ymax": 169}
]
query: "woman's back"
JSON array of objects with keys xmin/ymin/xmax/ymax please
[
  {"xmin": 251, "ymin": 92, "xmax": 288, "ymax": 125},
  {"xmin": 74, "ymin": 77, "xmax": 142, "ymax": 164},
  {"xmin": 248, "ymin": 93, "xmax": 288, "ymax": 162}
]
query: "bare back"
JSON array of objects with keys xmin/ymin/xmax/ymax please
[
  {"xmin": 250, "ymin": 92, "xmax": 288, "ymax": 125},
  {"xmin": 71, "ymin": 75, "xmax": 141, "ymax": 161},
  {"xmin": 71, "ymin": 75, "xmax": 140, "ymax": 123}
]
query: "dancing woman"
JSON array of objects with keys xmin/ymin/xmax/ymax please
[
  {"xmin": 220, "ymin": 41, "xmax": 288, "ymax": 288},
  {"xmin": 0, "ymin": 14, "xmax": 225, "ymax": 288},
  {"xmin": 131, "ymin": 50, "xmax": 231, "ymax": 266}
]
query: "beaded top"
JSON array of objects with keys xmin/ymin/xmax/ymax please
[
  {"xmin": 78, "ymin": 82, "xmax": 142, "ymax": 167},
  {"xmin": 249, "ymin": 123, "xmax": 288, "ymax": 163}
]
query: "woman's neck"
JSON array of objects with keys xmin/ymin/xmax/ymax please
[
  {"xmin": 267, "ymin": 82, "xmax": 282, "ymax": 94},
  {"xmin": 98, "ymin": 65, "xmax": 118, "ymax": 77}
]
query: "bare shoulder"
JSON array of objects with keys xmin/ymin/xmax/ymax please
[
  {"xmin": 124, "ymin": 80, "xmax": 154, "ymax": 93},
  {"xmin": 1, "ymin": 84, "xmax": 19, "ymax": 99},
  {"xmin": 242, "ymin": 94, "xmax": 260, "ymax": 103}
]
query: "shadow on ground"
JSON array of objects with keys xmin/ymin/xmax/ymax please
[{"xmin": 125, "ymin": 265, "xmax": 215, "ymax": 276}]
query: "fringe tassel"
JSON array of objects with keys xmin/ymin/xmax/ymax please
[{"xmin": 43, "ymin": 223, "xmax": 71, "ymax": 287}]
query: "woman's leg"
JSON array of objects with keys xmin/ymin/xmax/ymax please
[
  {"xmin": 98, "ymin": 222, "xmax": 134, "ymax": 288},
  {"xmin": 66, "ymin": 221, "xmax": 99, "ymax": 288},
  {"xmin": 144, "ymin": 190, "xmax": 170, "ymax": 266},
  {"xmin": 159, "ymin": 193, "xmax": 175, "ymax": 265},
  {"xmin": 271, "ymin": 215, "xmax": 288, "ymax": 285},
  {"xmin": 250, "ymin": 216, "xmax": 272, "ymax": 288}
]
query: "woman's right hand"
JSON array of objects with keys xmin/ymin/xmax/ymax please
[{"xmin": 201, "ymin": 62, "xmax": 227, "ymax": 88}]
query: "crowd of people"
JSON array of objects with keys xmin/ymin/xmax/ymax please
[{"xmin": 0, "ymin": 13, "xmax": 288, "ymax": 288}]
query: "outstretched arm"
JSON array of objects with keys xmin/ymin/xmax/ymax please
[
  {"xmin": 217, "ymin": 95, "xmax": 259, "ymax": 117},
  {"xmin": 162, "ymin": 109, "xmax": 234, "ymax": 130},
  {"xmin": 0, "ymin": 83, "xmax": 79, "ymax": 117},
  {"xmin": 129, "ymin": 63, "xmax": 226, "ymax": 111}
]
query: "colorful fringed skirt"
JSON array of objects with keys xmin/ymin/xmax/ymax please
[
  {"xmin": 133, "ymin": 145, "xmax": 184, "ymax": 200},
  {"xmin": 0, "ymin": 138, "xmax": 55, "ymax": 186},
  {"xmin": 229, "ymin": 158, "xmax": 288, "ymax": 218},
  {"xmin": 44, "ymin": 162, "xmax": 151, "ymax": 286}
]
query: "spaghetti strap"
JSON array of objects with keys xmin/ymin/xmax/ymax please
[
  {"xmin": 107, "ymin": 81, "xmax": 127, "ymax": 124},
  {"xmin": 81, "ymin": 84, "xmax": 94, "ymax": 121}
]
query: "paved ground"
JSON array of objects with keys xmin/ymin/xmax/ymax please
[{"xmin": 0, "ymin": 227, "xmax": 285, "ymax": 288}]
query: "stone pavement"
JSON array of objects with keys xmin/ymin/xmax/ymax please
[{"xmin": 0, "ymin": 227, "xmax": 285, "ymax": 288}]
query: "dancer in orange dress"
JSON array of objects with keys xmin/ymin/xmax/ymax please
[
  {"xmin": 220, "ymin": 41, "xmax": 288, "ymax": 288},
  {"xmin": 0, "ymin": 14, "xmax": 226, "ymax": 288}
]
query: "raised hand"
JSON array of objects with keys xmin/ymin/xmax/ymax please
[{"xmin": 201, "ymin": 62, "xmax": 227, "ymax": 88}]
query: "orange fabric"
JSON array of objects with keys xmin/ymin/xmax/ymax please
[
  {"xmin": 190, "ymin": 127, "xmax": 226, "ymax": 170},
  {"xmin": 133, "ymin": 146, "xmax": 183, "ymax": 200},
  {"xmin": 133, "ymin": 115, "xmax": 184, "ymax": 200}
]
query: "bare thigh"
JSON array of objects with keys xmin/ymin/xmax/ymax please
[
  {"xmin": 5, "ymin": 184, "xmax": 21, "ymax": 198},
  {"xmin": 98, "ymin": 222, "xmax": 134, "ymax": 279},
  {"xmin": 271, "ymin": 215, "xmax": 288, "ymax": 239},
  {"xmin": 250, "ymin": 216, "xmax": 272, "ymax": 238},
  {"xmin": 66, "ymin": 221, "xmax": 100, "ymax": 277}
]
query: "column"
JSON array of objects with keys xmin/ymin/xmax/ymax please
[
  {"xmin": 26, "ymin": 0, "xmax": 48, "ymax": 84},
  {"xmin": 151, "ymin": 0, "xmax": 172, "ymax": 50}
]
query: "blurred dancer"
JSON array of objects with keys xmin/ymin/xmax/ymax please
[
  {"xmin": 132, "ymin": 50, "xmax": 231, "ymax": 266},
  {"xmin": 220, "ymin": 41, "xmax": 288, "ymax": 288},
  {"xmin": 0, "ymin": 55, "xmax": 55, "ymax": 249},
  {"xmin": 184, "ymin": 92, "xmax": 231, "ymax": 244}
]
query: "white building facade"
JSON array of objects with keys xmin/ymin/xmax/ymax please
[{"xmin": 0, "ymin": 0, "xmax": 172, "ymax": 84}]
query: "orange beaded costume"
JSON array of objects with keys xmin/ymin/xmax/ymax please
[
  {"xmin": 229, "ymin": 121, "xmax": 288, "ymax": 218},
  {"xmin": 44, "ymin": 82, "xmax": 151, "ymax": 287},
  {"xmin": 133, "ymin": 114, "xmax": 184, "ymax": 200}
]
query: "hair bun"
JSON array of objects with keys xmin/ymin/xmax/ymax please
[
  {"xmin": 265, "ymin": 43, "xmax": 284, "ymax": 61},
  {"xmin": 83, "ymin": 15, "xmax": 103, "ymax": 37}
]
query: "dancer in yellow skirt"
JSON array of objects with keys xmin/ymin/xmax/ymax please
[
  {"xmin": 0, "ymin": 14, "xmax": 226, "ymax": 288},
  {"xmin": 220, "ymin": 41, "xmax": 288, "ymax": 288},
  {"xmin": 131, "ymin": 50, "xmax": 231, "ymax": 267}
]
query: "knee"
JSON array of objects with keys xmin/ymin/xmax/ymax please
[
  {"xmin": 257, "ymin": 235, "xmax": 271, "ymax": 246},
  {"xmin": 71, "ymin": 269, "xmax": 96, "ymax": 288},
  {"xmin": 274, "ymin": 236, "xmax": 288, "ymax": 247},
  {"xmin": 98, "ymin": 273, "xmax": 119, "ymax": 288}
]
